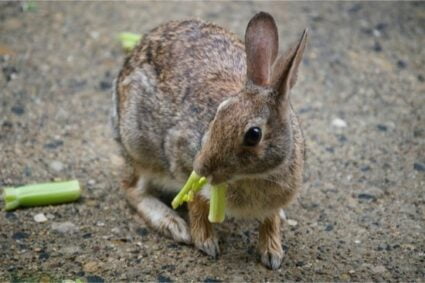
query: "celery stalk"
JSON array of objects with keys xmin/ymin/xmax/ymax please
[
  {"xmin": 171, "ymin": 171, "xmax": 207, "ymax": 209},
  {"xmin": 118, "ymin": 32, "xmax": 142, "ymax": 51},
  {"xmin": 3, "ymin": 180, "xmax": 81, "ymax": 211},
  {"xmin": 172, "ymin": 171, "xmax": 227, "ymax": 223},
  {"xmin": 208, "ymin": 183, "xmax": 227, "ymax": 223}
]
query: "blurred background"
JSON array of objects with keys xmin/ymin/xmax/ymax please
[{"xmin": 0, "ymin": 1, "xmax": 424, "ymax": 281}]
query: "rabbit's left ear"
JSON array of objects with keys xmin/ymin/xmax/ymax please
[
  {"xmin": 272, "ymin": 28, "xmax": 308, "ymax": 100},
  {"xmin": 245, "ymin": 12, "xmax": 279, "ymax": 86}
]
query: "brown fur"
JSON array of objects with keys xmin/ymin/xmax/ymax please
[
  {"xmin": 112, "ymin": 12, "xmax": 308, "ymax": 269},
  {"xmin": 259, "ymin": 213, "xmax": 283, "ymax": 270},
  {"xmin": 188, "ymin": 194, "xmax": 219, "ymax": 258}
]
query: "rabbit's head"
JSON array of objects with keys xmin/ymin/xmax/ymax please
[{"xmin": 194, "ymin": 12, "xmax": 308, "ymax": 185}]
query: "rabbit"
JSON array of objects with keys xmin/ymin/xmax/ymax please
[{"xmin": 112, "ymin": 11, "xmax": 307, "ymax": 270}]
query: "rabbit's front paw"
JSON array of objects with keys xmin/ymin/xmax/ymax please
[
  {"xmin": 260, "ymin": 248, "xmax": 283, "ymax": 270},
  {"xmin": 194, "ymin": 236, "xmax": 220, "ymax": 258},
  {"xmin": 162, "ymin": 214, "xmax": 192, "ymax": 244}
]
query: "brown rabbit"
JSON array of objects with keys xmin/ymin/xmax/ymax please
[{"xmin": 112, "ymin": 12, "xmax": 307, "ymax": 269}]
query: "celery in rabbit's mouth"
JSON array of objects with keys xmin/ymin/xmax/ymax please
[{"xmin": 171, "ymin": 171, "xmax": 227, "ymax": 223}]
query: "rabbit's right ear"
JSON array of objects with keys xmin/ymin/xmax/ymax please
[{"xmin": 245, "ymin": 12, "xmax": 279, "ymax": 86}]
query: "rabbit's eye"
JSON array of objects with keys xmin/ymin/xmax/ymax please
[{"xmin": 243, "ymin": 127, "xmax": 262, "ymax": 146}]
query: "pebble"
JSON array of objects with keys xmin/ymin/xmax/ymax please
[
  {"xmin": 372, "ymin": 265, "xmax": 387, "ymax": 273},
  {"xmin": 157, "ymin": 275, "xmax": 173, "ymax": 283},
  {"xmin": 50, "ymin": 160, "xmax": 64, "ymax": 172},
  {"xmin": 99, "ymin": 80, "xmax": 112, "ymax": 91},
  {"xmin": 287, "ymin": 219, "xmax": 298, "ymax": 226},
  {"xmin": 46, "ymin": 213, "xmax": 55, "ymax": 220},
  {"xmin": 11, "ymin": 104, "xmax": 24, "ymax": 115},
  {"xmin": 88, "ymin": 179, "xmax": 96, "ymax": 186},
  {"xmin": 331, "ymin": 118, "xmax": 347, "ymax": 128},
  {"xmin": 51, "ymin": 221, "xmax": 79, "ymax": 234},
  {"xmin": 136, "ymin": 227, "xmax": 149, "ymax": 236},
  {"xmin": 86, "ymin": 275, "xmax": 105, "ymax": 283},
  {"xmin": 354, "ymin": 239, "xmax": 361, "ymax": 244},
  {"xmin": 84, "ymin": 261, "xmax": 101, "ymax": 273},
  {"xmin": 111, "ymin": 227, "xmax": 121, "ymax": 234},
  {"xmin": 34, "ymin": 213, "xmax": 48, "ymax": 223},
  {"xmin": 376, "ymin": 124, "xmax": 388, "ymax": 132},
  {"xmin": 12, "ymin": 231, "xmax": 29, "ymax": 240},
  {"xmin": 60, "ymin": 245, "xmax": 81, "ymax": 255},
  {"xmin": 414, "ymin": 162, "xmax": 425, "ymax": 172},
  {"xmin": 204, "ymin": 277, "xmax": 222, "ymax": 283}
]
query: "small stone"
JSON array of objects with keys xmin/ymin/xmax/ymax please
[
  {"xmin": 11, "ymin": 105, "xmax": 24, "ymax": 115},
  {"xmin": 331, "ymin": 118, "xmax": 347, "ymax": 128},
  {"xmin": 337, "ymin": 134, "xmax": 348, "ymax": 143},
  {"xmin": 324, "ymin": 224, "xmax": 334, "ymax": 231},
  {"xmin": 44, "ymin": 140, "xmax": 64, "ymax": 149},
  {"xmin": 354, "ymin": 240, "xmax": 361, "ymax": 244},
  {"xmin": 83, "ymin": 233, "xmax": 92, "ymax": 239},
  {"xmin": 96, "ymin": 221, "xmax": 105, "ymax": 227},
  {"xmin": 49, "ymin": 160, "xmax": 64, "ymax": 172},
  {"xmin": 157, "ymin": 275, "xmax": 173, "ymax": 283},
  {"xmin": 204, "ymin": 278, "xmax": 222, "ymax": 283},
  {"xmin": 376, "ymin": 124, "xmax": 388, "ymax": 132},
  {"xmin": 348, "ymin": 3, "xmax": 362, "ymax": 13},
  {"xmin": 60, "ymin": 245, "xmax": 81, "ymax": 255},
  {"xmin": 51, "ymin": 221, "xmax": 79, "ymax": 234},
  {"xmin": 111, "ymin": 227, "xmax": 121, "ymax": 234},
  {"xmin": 12, "ymin": 231, "xmax": 29, "ymax": 240},
  {"xmin": 3, "ymin": 66, "xmax": 18, "ymax": 81},
  {"xmin": 397, "ymin": 60, "xmax": 407, "ymax": 69},
  {"xmin": 39, "ymin": 251, "xmax": 49, "ymax": 261},
  {"xmin": 84, "ymin": 261, "xmax": 101, "ymax": 273},
  {"xmin": 136, "ymin": 227, "xmax": 149, "ymax": 236},
  {"xmin": 99, "ymin": 80, "xmax": 112, "ymax": 91},
  {"xmin": 360, "ymin": 165, "xmax": 371, "ymax": 172},
  {"xmin": 358, "ymin": 193, "xmax": 376, "ymax": 202},
  {"xmin": 414, "ymin": 162, "xmax": 425, "ymax": 172},
  {"xmin": 287, "ymin": 219, "xmax": 298, "ymax": 226},
  {"xmin": 373, "ymin": 41, "xmax": 382, "ymax": 52},
  {"xmin": 372, "ymin": 265, "xmax": 387, "ymax": 273},
  {"xmin": 86, "ymin": 275, "xmax": 105, "ymax": 283},
  {"xmin": 349, "ymin": 269, "xmax": 355, "ymax": 274},
  {"xmin": 46, "ymin": 213, "xmax": 55, "ymax": 220},
  {"xmin": 88, "ymin": 179, "xmax": 96, "ymax": 186},
  {"xmin": 34, "ymin": 213, "xmax": 48, "ymax": 223}
]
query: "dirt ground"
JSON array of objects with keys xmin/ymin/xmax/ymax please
[{"xmin": 1, "ymin": 1, "xmax": 424, "ymax": 282}]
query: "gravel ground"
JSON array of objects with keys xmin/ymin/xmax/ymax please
[{"xmin": 1, "ymin": 1, "xmax": 424, "ymax": 282}]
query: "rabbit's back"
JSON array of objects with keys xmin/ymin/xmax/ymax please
[{"xmin": 114, "ymin": 20, "xmax": 247, "ymax": 182}]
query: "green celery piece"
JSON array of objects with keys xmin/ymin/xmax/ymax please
[
  {"xmin": 208, "ymin": 183, "xmax": 227, "ymax": 223},
  {"xmin": 118, "ymin": 32, "xmax": 142, "ymax": 51},
  {"xmin": 3, "ymin": 180, "xmax": 81, "ymax": 211},
  {"xmin": 171, "ymin": 171, "xmax": 207, "ymax": 209}
]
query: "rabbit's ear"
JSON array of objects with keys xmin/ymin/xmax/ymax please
[
  {"xmin": 245, "ymin": 12, "xmax": 279, "ymax": 86},
  {"xmin": 272, "ymin": 28, "xmax": 308, "ymax": 100}
]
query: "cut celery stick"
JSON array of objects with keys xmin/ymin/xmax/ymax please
[
  {"xmin": 118, "ymin": 32, "xmax": 142, "ymax": 51},
  {"xmin": 208, "ymin": 183, "xmax": 227, "ymax": 223},
  {"xmin": 3, "ymin": 180, "xmax": 81, "ymax": 211},
  {"xmin": 171, "ymin": 171, "xmax": 207, "ymax": 209},
  {"xmin": 172, "ymin": 170, "xmax": 227, "ymax": 223}
]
